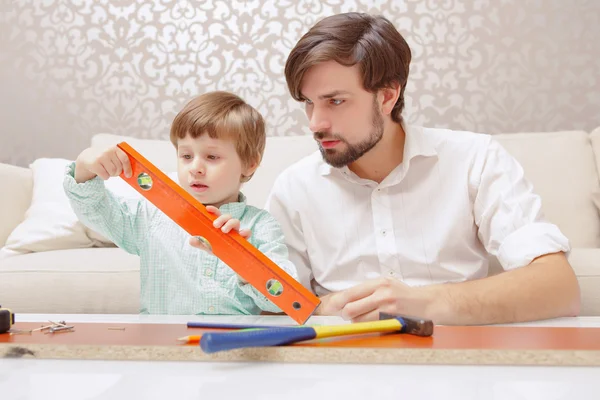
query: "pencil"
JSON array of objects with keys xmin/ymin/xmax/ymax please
[{"xmin": 177, "ymin": 335, "xmax": 202, "ymax": 343}]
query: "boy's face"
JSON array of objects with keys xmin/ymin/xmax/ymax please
[
  {"xmin": 299, "ymin": 60, "xmax": 385, "ymax": 168},
  {"xmin": 176, "ymin": 133, "xmax": 252, "ymax": 208}
]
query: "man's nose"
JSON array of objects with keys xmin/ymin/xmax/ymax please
[{"xmin": 308, "ymin": 107, "xmax": 331, "ymax": 133}]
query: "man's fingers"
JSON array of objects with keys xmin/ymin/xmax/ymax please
[
  {"xmin": 115, "ymin": 148, "xmax": 132, "ymax": 178},
  {"xmin": 349, "ymin": 309, "xmax": 381, "ymax": 323},
  {"xmin": 334, "ymin": 279, "xmax": 383, "ymax": 306},
  {"xmin": 340, "ymin": 289, "xmax": 389, "ymax": 321}
]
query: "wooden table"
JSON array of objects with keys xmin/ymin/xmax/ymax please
[{"xmin": 2, "ymin": 313, "xmax": 600, "ymax": 366}]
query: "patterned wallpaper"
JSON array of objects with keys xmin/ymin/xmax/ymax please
[{"xmin": 1, "ymin": 0, "xmax": 599, "ymax": 167}]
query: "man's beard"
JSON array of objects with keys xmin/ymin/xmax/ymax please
[{"xmin": 314, "ymin": 97, "xmax": 384, "ymax": 168}]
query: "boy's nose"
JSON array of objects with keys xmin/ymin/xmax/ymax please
[{"xmin": 191, "ymin": 161, "xmax": 205, "ymax": 175}]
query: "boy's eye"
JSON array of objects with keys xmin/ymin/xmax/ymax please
[
  {"xmin": 303, "ymin": 98, "xmax": 313, "ymax": 105},
  {"xmin": 207, "ymin": 155, "xmax": 219, "ymax": 160},
  {"xmin": 180, "ymin": 154, "xmax": 192, "ymax": 160},
  {"xmin": 329, "ymin": 99, "xmax": 344, "ymax": 106}
]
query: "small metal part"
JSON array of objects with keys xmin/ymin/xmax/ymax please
[
  {"xmin": 9, "ymin": 329, "xmax": 32, "ymax": 335},
  {"xmin": 32, "ymin": 324, "xmax": 55, "ymax": 333},
  {"xmin": 45, "ymin": 325, "xmax": 75, "ymax": 334},
  {"xmin": 107, "ymin": 327, "xmax": 126, "ymax": 331}
]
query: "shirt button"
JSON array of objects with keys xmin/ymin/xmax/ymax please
[
  {"xmin": 205, "ymin": 269, "xmax": 214, "ymax": 277},
  {"xmin": 381, "ymin": 230, "xmax": 387, "ymax": 236},
  {"xmin": 208, "ymin": 306, "xmax": 215, "ymax": 313},
  {"xmin": 388, "ymin": 271, "xmax": 395, "ymax": 276}
]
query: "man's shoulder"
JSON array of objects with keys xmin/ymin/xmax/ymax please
[
  {"xmin": 413, "ymin": 125, "xmax": 494, "ymax": 162},
  {"xmin": 418, "ymin": 125, "xmax": 492, "ymax": 149}
]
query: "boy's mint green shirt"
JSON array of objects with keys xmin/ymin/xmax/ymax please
[{"xmin": 63, "ymin": 162, "xmax": 299, "ymax": 315}]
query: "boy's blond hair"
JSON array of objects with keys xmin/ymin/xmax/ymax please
[{"xmin": 170, "ymin": 91, "xmax": 266, "ymax": 182}]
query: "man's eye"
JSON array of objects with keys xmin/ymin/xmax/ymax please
[{"xmin": 330, "ymin": 99, "xmax": 344, "ymax": 106}]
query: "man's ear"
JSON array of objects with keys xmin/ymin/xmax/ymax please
[{"xmin": 379, "ymin": 82, "xmax": 401, "ymax": 116}]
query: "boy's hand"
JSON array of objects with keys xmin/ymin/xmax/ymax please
[
  {"xmin": 188, "ymin": 206, "xmax": 251, "ymax": 284},
  {"xmin": 188, "ymin": 206, "xmax": 252, "ymax": 253},
  {"xmin": 74, "ymin": 145, "xmax": 133, "ymax": 183}
]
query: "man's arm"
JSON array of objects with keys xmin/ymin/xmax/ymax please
[
  {"xmin": 423, "ymin": 251, "xmax": 580, "ymax": 324},
  {"xmin": 319, "ymin": 251, "xmax": 580, "ymax": 325}
]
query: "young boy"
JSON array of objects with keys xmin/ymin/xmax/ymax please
[{"xmin": 63, "ymin": 91, "xmax": 298, "ymax": 315}]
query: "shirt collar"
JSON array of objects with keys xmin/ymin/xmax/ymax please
[
  {"xmin": 216, "ymin": 192, "xmax": 247, "ymax": 220},
  {"xmin": 318, "ymin": 123, "xmax": 438, "ymax": 177}
]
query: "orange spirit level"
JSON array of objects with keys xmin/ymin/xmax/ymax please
[{"xmin": 116, "ymin": 142, "xmax": 320, "ymax": 324}]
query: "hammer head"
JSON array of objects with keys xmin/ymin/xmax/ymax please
[{"xmin": 379, "ymin": 312, "xmax": 434, "ymax": 337}]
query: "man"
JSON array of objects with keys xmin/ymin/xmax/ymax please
[{"xmin": 264, "ymin": 12, "xmax": 580, "ymax": 325}]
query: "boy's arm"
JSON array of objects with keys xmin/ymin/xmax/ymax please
[{"xmin": 63, "ymin": 161, "xmax": 149, "ymax": 255}]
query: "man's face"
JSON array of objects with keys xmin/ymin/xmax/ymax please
[{"xmin": 299, "ymin": 61, "xmax": 384, "ymax": 168}]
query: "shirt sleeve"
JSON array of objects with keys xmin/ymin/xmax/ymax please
[
  {"xmin": 263, "ymin": 174, "xmax": 315, "ymax": 292},
  {"xmin": 471, "ymin": 137, "xmax": 571, "ymax": 270},
  {"xmin": 62, "ymin": 162, "xmax": 150, "ymax": 256},
  {"xmin": 237, "ymin": 209, "xmax": 300, "ymax": 313}
]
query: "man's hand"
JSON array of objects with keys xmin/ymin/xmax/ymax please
[
  {"xmin": 315, "ymin": 277, "xmax": 434, "ymax": 322},
  {"xmin": 315, "ymin": 252, "xmax": 580, "ymax": 325},
  {"xmin": 75, "ymin": 145, "xmax": 132, "ymax": 183}
]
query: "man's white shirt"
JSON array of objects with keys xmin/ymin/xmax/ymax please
[{"xmin": 265, "ymin": 125, "xmax": 570, "ymax": 296}]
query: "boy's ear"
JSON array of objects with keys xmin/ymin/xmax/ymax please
[{"xmin": 242, "ymin": 160, "xmax": 259, "ymax": 180}]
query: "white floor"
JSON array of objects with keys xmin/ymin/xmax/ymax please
[{"xmin": 0, "ymin": 358, "xmax": 598, "ymax": 400}]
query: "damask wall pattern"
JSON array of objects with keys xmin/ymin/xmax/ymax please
[{"xmin": 1, "ymin": 0, "xmax": 599, "ymax": 166}]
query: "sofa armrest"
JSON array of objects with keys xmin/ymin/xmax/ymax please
[{"xmin": 0, "ymin": 163, "xmax": 33, "ymax": 246}]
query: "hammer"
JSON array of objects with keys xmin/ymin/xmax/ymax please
[{"xmin": 200, "ymin": 312, "xmax": 434, "ymax": 353}]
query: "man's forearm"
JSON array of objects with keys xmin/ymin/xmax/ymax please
[{"xmin": 423, "ymin": 252, "xmax": 581, "ymax": 325}]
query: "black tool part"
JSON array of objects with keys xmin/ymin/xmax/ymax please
[
  {"xmin": 0, "ymin": 306, "xmax": 14, "ymax": 334},
  {"xmin": 379, "ymin": 312, "xmax": 434, "ymax": 337}
]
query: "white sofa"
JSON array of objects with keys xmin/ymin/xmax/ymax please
[{"xmin": 2, "ymin": 129, "xmax": 600, "ymax": 316}]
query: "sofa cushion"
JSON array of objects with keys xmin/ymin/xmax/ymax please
[
  {"xmin": 0, "ymin": 248, "xmax": 140, "ymax": 314},
  {"xmin": 0, "ymin": 159, "xmax": 95, "ymax": 258},
  {"xmin": 0, "ymin": 163, "xmax": 33, "ymax": 247},
  {"xmin": 588, "ymin": 126, "xmax": 600, "ymax": 176},
  {"xmin": 493, "ymin": 131, "xmax": 600, "ymax": 248},
  {"xmin": 565, "ymin": 248, "xmax": 600, "ymax": 316}
]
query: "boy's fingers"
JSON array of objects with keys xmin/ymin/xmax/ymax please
[
  {"xmin": 92, "ymin": 165, "xmax": 110, "ymax": 180},
  {"xmin": 188, "ymin": 237, "xmax": 212, "ymax": 254},
  {"xmin": 221, "ymin": 218, "xmax": 240, "ymax": 233},
  {"xmin": 115, "ymin": 148, "xmax": 132, "ymax": 178},
  {"xmin": 206, "ymin": 205, "xmax": 221, "ymax": 216},
  {"xmin": 239, "ymin": 229, "xmax": 251, "ymax": 239},
  {"xmin": 213, "ymin": 214, "xmax": 231, "ymax": 228}
]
